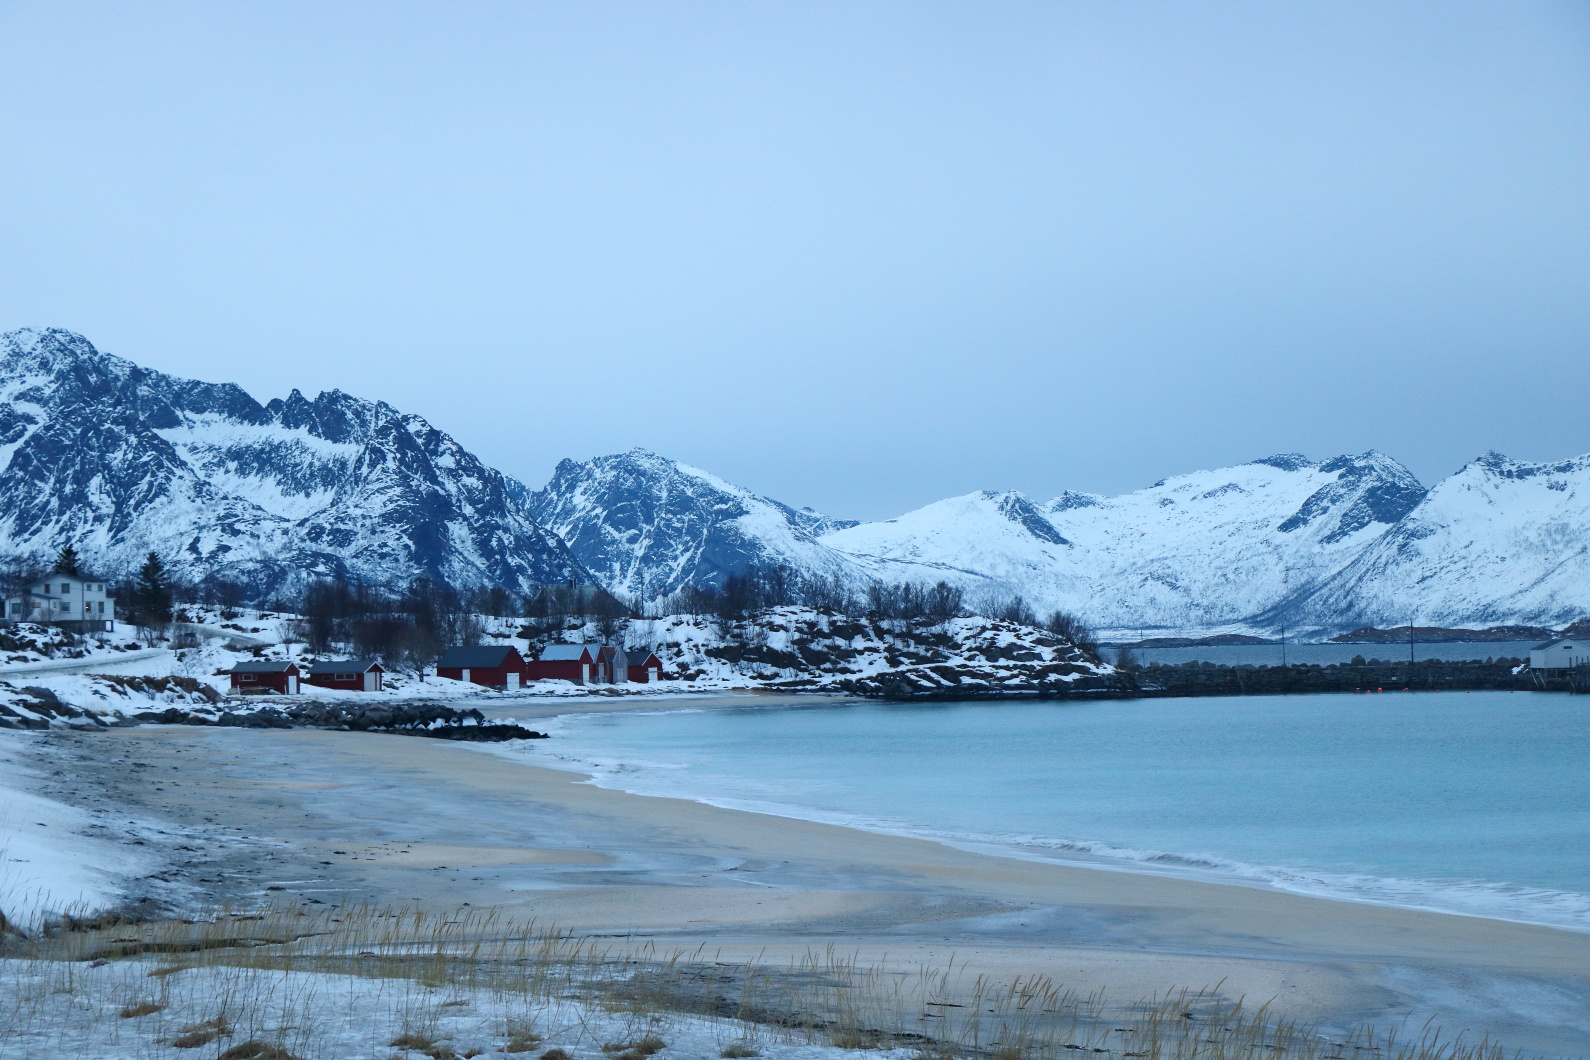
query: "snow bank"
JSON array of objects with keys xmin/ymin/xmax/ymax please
[{"xmin": 0, "ymin": 735, "xmax": 152, "ymax": 931}]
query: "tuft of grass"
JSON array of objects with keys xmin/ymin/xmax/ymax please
[
  {"xmin": 540, "ymin": 1051, "xmax": 573, "ymax": 1060},
  {"xmin": 390, "ymin": 1031, "xmax": 436, "ymax": 1049},
  {"xmin": 118, "ymin": 1000, "xmax": 166, "ymax": 1018},
  {"xmin": 505, "ymin": 1022, "xmax": 543, "ymax": 1053},
  {"xmin": 830, "ymin": 1027, "xmax": 883, "ymax": 1050},
  {"xmin": 173, "ymin": 1014, "xmax": 232, "ymax": 1048},
  {"xmin": 218, "ymin": 1044, "xmax": 303, "ymax": 1060},
  {"xmin": 721, "ymin": 1043, "xmax": 760, "ymax": 1058}
]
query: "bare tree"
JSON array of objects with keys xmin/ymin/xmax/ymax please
[{"xmin": 1045, "ymin": 610, "xmax": 1098, "ymax": 655}]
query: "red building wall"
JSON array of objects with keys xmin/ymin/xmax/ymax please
[{"xmin": 230, "ymin": 667, "xmax": 299, "ymax": 694}]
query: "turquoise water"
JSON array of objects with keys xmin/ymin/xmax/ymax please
[{"xmin": 517, "ymin": 692, "xmax": 1590, "ymax": 931}]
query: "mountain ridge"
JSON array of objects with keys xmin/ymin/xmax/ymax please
[
  {"xmin": 0, "ymin": 327, "xmax": 587, "ymax": 597},
  {"xmin": 1, "ymin": 327, "xmax": 1584, "ymax": 635}
]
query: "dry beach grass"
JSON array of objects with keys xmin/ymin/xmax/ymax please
[{"xmin": 0, "ymin": 904, "xmax": 1532, "ymax": 1060}]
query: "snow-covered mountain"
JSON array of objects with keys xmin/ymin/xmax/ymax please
[
  {"xmin": 527, "ymin": 448, "xmax": 864, "ymax": 599},
  {"xmin": 821, "ymin": 453, "xmax": 1429, "ymax": 632},
  {"xmin": 0, "ymin": 328, "xmax": 586, "ymax": 596},
  {"xmin": 1284, "ymin": 451, "xmax": 1590, "ymax": 630},
  {"xmin": 3, "ymin": 327, "xmax": 1583, "ymax": 634}
]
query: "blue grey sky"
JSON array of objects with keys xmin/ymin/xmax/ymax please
[{"xmin": 2, "ymin": 2, "xmax": 1587, "ymax": 520}]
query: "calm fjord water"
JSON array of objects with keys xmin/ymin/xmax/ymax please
[{"xmin": 520, "ymin": 692, "xmax": 1590, "ymax": 930}]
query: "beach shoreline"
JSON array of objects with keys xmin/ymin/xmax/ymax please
[{"xmin": 6, "ymin": 691, "xmax": 1589, "ymax": 1055}]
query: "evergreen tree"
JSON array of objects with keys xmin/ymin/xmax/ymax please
[
  {"xmin": 54, "ymin": 544, "xmax": 80, "ymax": 576},
  {"xmin": 137, "ymin": 552, "xmax": 173, "ymax": 626}
]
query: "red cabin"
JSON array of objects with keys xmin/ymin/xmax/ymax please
[
  {"xmin": 304, "ymin": 659, "xmax": 385, "ymax": 692},
  {"xmin": 435, "ymin": 645, "xmax": 528, "ymax": 690},
  {"xmin": 621, "ymin": 647, "xmax": 663, "ymax": 684},
  {"xmin": 528, "ymin": 644, "xmax": 596, "ymax": 684},
  {"xmin": 229, "ymin": 660, "xmax": 301, "ymax": 695}
]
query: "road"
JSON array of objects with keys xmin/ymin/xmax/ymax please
[{"xmin": 0, "ymin": 647, "xmax": 174, "ymax": 677}]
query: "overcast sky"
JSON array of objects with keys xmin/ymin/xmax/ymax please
[{"xmin": 2, "ymin": 3, "xmax": 1587, "ymax": 520}]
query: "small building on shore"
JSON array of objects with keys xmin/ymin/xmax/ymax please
[
  {"xmin": 1529, "ymin": 638, "xmax": 1589, "ymax": 670},
  {"xmin": 529, "ymin": 644, "xmax": 597, "ymax": 684},
  {"xmin": 229, "ymin": 660, "xmax": 301, "ymax": 695},
  {"xmin": 304, "ymin": 659, "xmax": 385, "ymax": 692},
  {"xmin": 435, "ymin": 645, "xmax": 528, "ymax": 690},
  {"xmin": 3, "ymin": 573, "xmax": 116, "ymax": 633},
  {"xmin": 617, "ymin": 646, "xmax": 663, "ymax": 684}
]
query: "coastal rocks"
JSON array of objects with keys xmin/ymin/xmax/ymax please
[
  {"xmin": 131, "ymin": 700, "xmax": 549, "ymax": 741},
  {"xmin": 620, "ymin": 607, "xmax": 1121, "ymax": 699}
]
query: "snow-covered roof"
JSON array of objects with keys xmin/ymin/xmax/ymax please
[
  {"xmin": 230, "ymin": 660, "xmax": 299, "ymax": 673},
  {"xmin": 304, "ymin": 658, "xmax": 382, "ymax": 674},
  {"xmin": 436, "ymin": 645, "xmax": 522, "ymax": 668}
]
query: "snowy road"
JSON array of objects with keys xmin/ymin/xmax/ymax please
[{"xmin": 0, "ymin": 648, "xmax": 173, "ymax": 677}]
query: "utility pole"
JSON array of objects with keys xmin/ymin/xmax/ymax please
[{"xmin": 1279, "ymin": 565, "xmax": 1303, "ymax": 671}]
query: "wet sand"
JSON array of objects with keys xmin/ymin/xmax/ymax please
[{"xmin": 20, "ymin": 696, "xmax": 1590, "ymax": 1056}]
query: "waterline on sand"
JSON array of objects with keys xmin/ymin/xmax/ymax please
[{"xmin": 488, "ymin": 692, "xmax": 1590, "ymax": 933}]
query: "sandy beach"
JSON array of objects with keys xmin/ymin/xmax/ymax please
[{"xmin": 12, "ymin": 693, "xmax": 1590, "ymax": 1056}]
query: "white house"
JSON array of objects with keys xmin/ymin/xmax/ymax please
[
  {"xmin": 3, "ymin": 574, "xmax": 116, "ymax": 632},
  {"xmin": 1529, "ymin": 638, "xmax": 1589, "ymax": 670}
]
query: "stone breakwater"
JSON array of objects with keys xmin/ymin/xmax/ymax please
[
  {"xmin": 1131, "ymin": 658, "xmax": 1533, "ymax": 697},
  {"xmin": 135, "ymin": 701, "xmax": 549, "ymax": 741}
]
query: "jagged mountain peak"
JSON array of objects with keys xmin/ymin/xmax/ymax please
[
  {"xmin": 0, "ymin": 327, "xmax": 585, "ymax": 596},
  {"xmin": 529, "ymin": 449, "xmax": 855, "ymax": 598}
]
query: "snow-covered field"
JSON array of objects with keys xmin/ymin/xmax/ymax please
[
  {"xmin": 0, "ymin": 905, "xmax": 1393, "ymax": 1060},
  {"xmin": 0, "ymin": 945, "xmax": 918, "ymax": 1060}
]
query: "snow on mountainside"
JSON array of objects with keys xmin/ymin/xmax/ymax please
[
  {"xmin": 528, "ymin": 448, "xmax": 864, "ymax": 598},
  {"xmin": 0, "ymin": 328, "xmax": 585, "ymax": 595},
  {"xmin": 822, "ymin": 453, "xmax": 1429, "ymax": 632},
  {"xmin": 4, "ymin": 327, "xmax": 1583, "ymax": 635},
  {"xmin": 1286, "ymin": 451, "xmax": 1590, "ymax": 629}
]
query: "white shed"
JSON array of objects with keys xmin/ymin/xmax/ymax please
[{"xmin": 1529, "ymin": 639, "xmax": 1590, "ymax": 670}]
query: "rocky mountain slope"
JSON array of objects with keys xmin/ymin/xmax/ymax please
[
  {"xmin": 527, "ymin": 448, "xmax": 874, "ymax": 598},
  {"xmin": 1283, "ymin": 451, "xmax": 1590, "ymax": 630},
  {"xmin": 823, "ymin": 452, "xmax": 1429, "ymax": 632},
  {"xmin": 0, "ymin": 328, "xmax": 586, "ymax": 596}
]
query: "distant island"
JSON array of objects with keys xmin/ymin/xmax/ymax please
[
  {"xmin": 1329, "ymin": 623, "xmax": 1584, "ymax": 644},
  {"xmin": 1105, "ymin": 633, "xmax": 1277, "ymax": 649}
]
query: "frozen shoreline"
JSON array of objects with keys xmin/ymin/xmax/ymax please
[{"xmin": 2, "ymin": 697, "xmax": 1588, "ymax": 1054}]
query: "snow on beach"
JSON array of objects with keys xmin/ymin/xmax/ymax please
[{"xmin": 0, "ymin": 735, "xmax": 156, "ymax": 932}]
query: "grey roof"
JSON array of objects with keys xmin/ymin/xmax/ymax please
[
  {"xmin": 1532, "ymin": 639, "xmax": 1581, "ymax": 651},
  {"xmin": 230, "ymin": 660, "xmax": 299, "ymax": 673},
  {"xmin": 539, "ymin": 644, "xmax": 594, "ymax": 661},
  {"xmin": 436, "ymin": 644, "xmax": 522, "ymax": 669},
  {"xmin": 304, "ymin": 658, "xmax": 382, "ymax": 675},
  {"xmin": 623, "ymin": 647, "xmax": 660, "ymax": 663}
]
